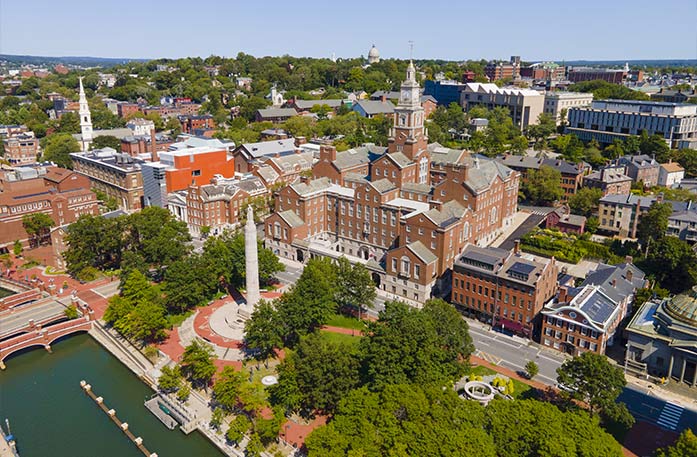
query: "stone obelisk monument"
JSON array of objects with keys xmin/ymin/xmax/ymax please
[{"xmin": 244, "ymin": 205, "xmax": 260, "ymax": 312}]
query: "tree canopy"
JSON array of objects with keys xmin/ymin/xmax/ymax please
[
  {"xmin": 556, "ymin": 352, "xmax": 626, "ymax": 415},
  {"xmin": 522, "ymin": 165, "xmax": 564, "ymax": 206}
]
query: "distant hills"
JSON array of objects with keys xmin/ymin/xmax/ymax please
[
  {"xmin": 0, "ymin": 54, "xmax": 149, "ymax": 67},
  {"xmin": 549, "ymin": 59, "xmax": 696, "ymax": 68},
  {"xmin": 1, "ymin": 54, "xmax": 695, "ymax": 69}
]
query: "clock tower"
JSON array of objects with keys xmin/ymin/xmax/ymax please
[{"xmin": 388, "ymin": 61, "xmax": 428, "ymax": 178}]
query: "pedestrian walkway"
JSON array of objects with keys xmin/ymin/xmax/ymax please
[{"xmin": 656, "ymin": 402, "xmax": 684, "ymax": 431}]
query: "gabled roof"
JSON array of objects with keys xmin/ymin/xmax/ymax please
[
  {"xmin": 333, "ymin": 144, "xmax": 386, "ymax": 170},
  {"xmin": 255, "ymin": 165, "xmax": 280, "ymax": 184},
  {"xmin": 422, "ymin": 200, "xmax": 467, "ymax": 228},
  {"xmin": 289, "ymin": 177, "xmax": 333, "ymax": 197},
  {"xmin": 292, "ymin": 99, "xmax": 343, "ymax": 110},
  {"xmin": 385, "ymin": 152, "xmax": 413, "ymax": 169},
  {"xmin": 427, "ymin": 143, "xmax": 468, "ymax": 165},
  {"xmin": 406, "ymin": 241, "xmax": 438, "ymax": 264},
  {"xmin": 278, "ymin": 210, "xmax": 305, "ymax": 228},
  {"xmin": 354, "ymin": 100, "xmax": 395, "ymax": 116},
  {"xmin": 369, "ymin": 179, "xmax": 397, "ymax": 194},
  {"xmin": 268, "ymin": 151, "xmax": 313, "ymax": 173},
  {"xmin": 256, "ymin": 107, "xmax": 297, "ymax": 118},
  {"xmin": 661, "ymin": 162, "xmax": 684, "ymax": 173},
  {"xmin": 583, "ymin": 263, "xmax": 646, "ymax": 305},
  {"xmin": 401, "ymin": 182, "xmax": 432, "ymax": 195}
]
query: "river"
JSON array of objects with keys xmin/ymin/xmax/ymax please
[{"xmin": 0, "ymin": 333, "xmax": 224, "ymax": 457}]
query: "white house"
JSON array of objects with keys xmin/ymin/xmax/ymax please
[{"xmin": 658, "ymin": 161, "xmax": 685, "ymax": 187}]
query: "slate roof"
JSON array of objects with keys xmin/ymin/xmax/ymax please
[
  {"xmin": 386, "ymin": 152, "xmax": 413, "ymax": 168},
  {"xmin": 370, "ymin": 178, "xmax": 397, "ymax": 194},
  {"xmin": 401, "ymin": 182, "xmax": 432, "ymax": 194},
  {"xmin": 582, "ymin": 263, "xmax": 646, "ymax": 305},
  {"xmin": 290, "ymin": 177, "xmax": 333, "ymax": 197},
  {"xmin": 354, "ymin": 100, "xmax": 395, "ymax": 116},
  {"xmin": 256, "ymin": 108, "xmax": 297, "ymax": 119},
  {"xmin": 407, "ymin": 241, "xmax": 438, "ymax": 264},
  {"xmin": 333, "ymin": 144, "xmax": 386, "ymax": 170},
  {"xmin": 422, "ymin": 200, "xmax": 467, "ymax": 228},
  {"xmin": 278, "ymin": 210, "xmax": 305, "ymax": 228},
  {"xmin": 293, "ymin": 99, "xmax": 343, "ymax": 110},
  {"xmin": 428, "ymin": 143, "xmax": 468, "ymax": 165},
  {"xmin": 255, "ymin": 166, "xmax": 279, "ymax": 184},
  {"xmin": 236, "ymin": 176, "xmax": 267, "ymax": 195},
  {"xmin": 268, "ymin": 151, "xmax": 313, "ymax": 172},
  {"xmin": 497, "ymin": 155, "xmax": 586, "ymax": 176},
  {"xmin": 599, "ymin": 194, "xmax": 688, "ymax": 212},
  {"xmin": 458, "ymin": 155, "xmax": 516, "ymax": 195}
]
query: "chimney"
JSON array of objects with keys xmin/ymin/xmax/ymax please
[
  {"xmin": 625, "ymin": 255, "xmax": 633, "ymax": 264},
  {"xmin": 294, "ymin": 136, "xmax": 307, "ymax": 147},
  {"xmin": 319, "ymin": 144, "xmax": 337, "ymax": 163},
  {"xmin": 380, "ymin": 95, "xmax": 387, "ymax": 102},
  {"xmin": 150, "ymin": 128, "xmax": 158, "ymax": 162},
  {"xmin": 600, "ymin": 168, "xmax": 606, "ymax": 181},
  {"xmin": 611, "ymin": 279, "xmax": 617, "ymax": 287},
  {"xmin": 626, "ymin": 269, "xmax": 633, "ymax": 282},
  {"xmin": 558, "ymin": 286, "xmax": 568, "ymax": 304},
  {"xmin": 656, "ymin": 192, "xmax": 664, "ymax": 204},
  {"xmin": 513, "ymin": 239, "xmax": 520, "ymax": 254}
]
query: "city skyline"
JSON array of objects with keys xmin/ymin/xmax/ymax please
[{"xmin": 1, "ymin": 0, "xmax": 696, "ymax": 61}]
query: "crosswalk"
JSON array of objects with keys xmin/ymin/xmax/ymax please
[{"xmin": 656, "ymin": 402, "xmax": 683, "ymax": 431}]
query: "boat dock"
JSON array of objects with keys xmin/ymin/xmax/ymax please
[
  {"xmin": 144, "ymin": 397, "xmax": 177, "ymax": 430},
  {"xmin": 80, "ymin": 380, "xmax": 158, "ymax": 457}
]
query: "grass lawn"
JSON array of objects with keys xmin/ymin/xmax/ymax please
[
  {"xmin": 467, "ymin": 365, "xmax": 533, "ymax": 399},
  {"xmin": 319, "ymin": 330, "xmax": 362, "ymax": 346},
  {"xmin": 168, "ymin": 310, "xmax": 194, "ymax": 327},
  {"xmin": 326, "ymin": 313, "xmax": 366, "ymax": 331}
]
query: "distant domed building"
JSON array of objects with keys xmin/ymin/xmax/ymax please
[
  {"xmin": 625, "ymin": 286, "xmax": 697, "ymax": 387},
  {"xmin": 368, "ymin": 44, "xmax": 380, "ymax": 64}
]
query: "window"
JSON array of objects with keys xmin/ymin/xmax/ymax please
[
  {"xmin": 392, "ymin": 258, "xmax": 397, "ymax": 272},
  {"xmin": 414, "ymin": 264, "xmax": 420, "ymax": 278},
  {"xmin": 191, "ymin": 169, "xmax": 201, "ymax": 176}
]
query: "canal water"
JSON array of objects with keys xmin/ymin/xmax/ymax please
[{"xmin": 0, "ymin": 333, "xmax": 224, "ymax": 457}]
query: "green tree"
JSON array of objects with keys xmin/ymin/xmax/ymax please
[
  {"xmin": 270, "ymin": 333, "xmax": 361, "ymax": 414},
  {"xmin": 556, "ymin": 352, "xmax": 626, "ymax": 415},
  {"xmin": 568, "ymin": 187, "xmax": 603, "ymax": 217},
  {"xmin": 90, "ymin": 135, "xmax": 121, "ymax": 151},
  {"xmin": 335, "ymin": 256, "xmax": 376, "ymax": 317},
  {"xmin": 525, "ymin": 360, "xmax": 539, "ymax": 379},
  {"xmin": 56, "ymin": 112, "xmax": 81, "ymax": 134},
  {"xmin": 361, "ymin": 299, "xmax": 474, "ymax": 388},
  {"xmin": 243, "ymin": 300, "xmax": 284, "ymax": 360},
  {"xmin": 22, "ymin": 212, "xmax": 55, "ymax": 247},
  {"xmin": 177, "ymin": 383, "xmax": 191, "ymax": 402},
  {"xmin": 163, "ymin": 254, "xmax": 218, "ymax": 313},
  {"xmin": 41, "ymin": 133, "xmax": 81, "ymax": 168},
  {"xmin": 637, "ymin": 202, "xmax": 673, "ymax": 251},
  {"xmin": 12, "ymin": 240, "xmax": 22, "ymax": 257},
  {"xmin": 277, "ymin": 257, "xmax": 338, "ymax": 346},
  {"xmin": 213, "ymin": 365, "xmax": 246, "ymax": 410},
  {"xmin": 656, "ymin": 429, "xmax": 697, "ymax": 457},
  {"xmin": 64, "ymin": 305, "xmax": 79, "ymax": 320},
  {"xmin": 523, "ymin": 165, "xmax": 564, "ymax": 206},
  {"xmin": 643, "ymin": 236, "xmax": 697, "ymax": 293},
  {"xmin": 180, "ymin": 339, "xmax": 216, "ymax": 388},
  {"xmin": 63, "ymin": 214, "xmax": 124, "ymax": 277},
  {"xmin": 158, "ymin": 365, "xmax": 183, "ymax": 392},
  {"xmin": 225, "ymin": 414, "xmax": 251, "ymax": 444},
  {"xmin": 165, "ymin": 116, "xmax": 182, "ymax": 136}
]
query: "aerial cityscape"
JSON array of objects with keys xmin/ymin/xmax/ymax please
[{"xmin": 0, "ymin": 1, "xmax": 696, "ymax": 456}]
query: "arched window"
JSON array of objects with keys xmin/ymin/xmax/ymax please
[
  {"xmin": 399, "ymin": 114, "xmax": 406, "ymax": 126},
  {"xmin": 490, "ymin": 207, "xmax": 497, "ymax": 223},
  {"xmin": 463, "ymin": 222, "xmax": 470, "ymax": 240}
]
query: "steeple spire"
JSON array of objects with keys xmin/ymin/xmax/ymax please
[{"xmin": 78, "ymin": 76, "xmax": 93, "ymax": 151}]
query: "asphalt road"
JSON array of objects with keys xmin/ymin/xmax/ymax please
[
  {"xmin": 0, "ymin": 299, "xmax": 67, "ymax": 338},
  {"xmin": 497, "ymin": 213, "xmax": 545, "ymax": 251},
  {"xmin": 273, "ymin": 259, "xmax": 697, "ymax": 430},
  {"xmin": 618, "ymin": 385, "xmax": 697, "ymax": 434}
]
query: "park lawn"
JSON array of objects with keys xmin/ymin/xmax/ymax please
[
  {"xmin": 326, "ymin": 313, "xmax": 366, "ymax": 331},
  {"xmin": 319, "ymin": 330, "xmax": 362, "ymax": 346},
  {"xmin": 168, "ymin": 310, "xmax": 194, "ymax": 327},
  {"xmin": 467, "ymin": 364, "xmax": 533, "ymax": 400}
]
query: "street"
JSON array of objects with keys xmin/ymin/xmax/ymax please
[{"xmin": 0, "ymin": 298, "xmax": 68, "ymax": 338}]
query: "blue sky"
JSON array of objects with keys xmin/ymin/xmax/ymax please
[{"xmin": 1, "ymin": 0, "xmax": 695, "ymax": 61}]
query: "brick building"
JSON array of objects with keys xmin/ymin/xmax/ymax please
[
  {"xmin": 451, "ymin": 243, "xmax": 559, "ymax": 338},
  {"xmin": 618, "ymin": 155, "xmax": 660, "ymax": 187},
  {"xmin": 71, "ymin": 147, "xmax": 145, "ymax": 211},
  {"xmin": 0, "ymin": 166, "xmax": 98, "ymax": 248},
  {"xmin": 583, "ymin": 167, "xmax": 632, "ymax": 196},
  {"xmin": 178, "ymin": 114, "xmax": 216, "ymax": 134},
  {"xmin": 541, "ymin": 262, "xmax": 645, "ymax": 355},
  {"xmin": 3, "ymin": 132, "xmax": 39, "ymax": 165},
  {"xmin": 497, "ymin": 155, "xmax": 589, "ymax": 201},
  {"xmin": 120, "ymin": 133, "xmax": 174, "ymax": 156},
  {"xmin": 264, "ymin": 63, "xmax": 520, "ymax": 302}
]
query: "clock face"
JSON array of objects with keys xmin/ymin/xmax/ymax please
[{"xmin": 401, "ymin": 89, "xmax": 410, "ymax": 100}]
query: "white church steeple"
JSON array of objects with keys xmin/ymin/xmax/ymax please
[{"xmin": 78, "ymin": 77, "xmax": 93, "ymax": 151}]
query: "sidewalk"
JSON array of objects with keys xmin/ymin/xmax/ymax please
[{"xmin": 624, "ymin": 372, "xmax": 697, "ymax": 413}]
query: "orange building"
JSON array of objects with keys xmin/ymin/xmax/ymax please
[{"xmin": 142, "ymin": 147, "xmax": 235, "ymax": 207}]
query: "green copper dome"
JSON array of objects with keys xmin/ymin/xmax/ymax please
[{"xmin": 664, "ymin": 286, "xmax": 697, "ymax": 327}]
